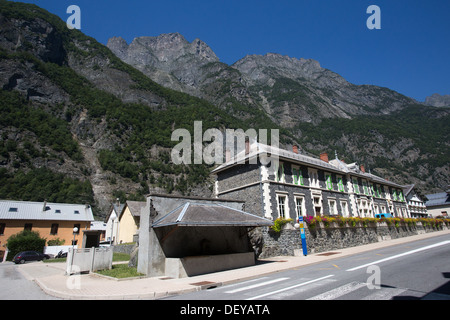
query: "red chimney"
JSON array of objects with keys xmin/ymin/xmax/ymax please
[
  {"xmin": 360, "ymin": 165, "xmax": 365, "ymax": 173},
  {"xmin": 320, "ymin": 152, "xmax": 329, "ymax": 163},
  {"xmin": 293, "ymin": 145, "xmax": 299, "ymax": 154}
]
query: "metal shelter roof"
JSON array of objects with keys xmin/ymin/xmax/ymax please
[{"xmin": 152, "ymin": 202, "xmax": 273, "ymax": 228}]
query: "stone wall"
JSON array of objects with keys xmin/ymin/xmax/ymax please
[
  {"xmin": 113, "ymin": 243, "xmax": 136, "ymax": 255},
  {"xmin": 259, "ymin": 221, "xmax": 448, "ymax": 258}
]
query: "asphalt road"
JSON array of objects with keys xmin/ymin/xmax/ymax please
[
  {"xmin": 0, "ymin": 261, "xmax": 59, "ymax": 300},
  {"xmin": 165, "ymin": 234, "xmax": 450, "ymax": 300}
]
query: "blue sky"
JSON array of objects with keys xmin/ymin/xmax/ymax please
[{"xmin": 13, "ymin": 0, "xmax": 450, "ymax": 102}]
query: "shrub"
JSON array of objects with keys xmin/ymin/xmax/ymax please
[
  {"xmin": 47, "ymin": 238, "xmax": 65, "ymax": 246},
  {"xmin": 271, "ymin": 218, "xmax": 293, "ymax": 233},
  {"xmin": 6, "ymin": 230, "xmax": 46, "ymax": 260}
]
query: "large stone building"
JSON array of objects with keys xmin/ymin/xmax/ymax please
[{"xmin": 212, "ymin": 142, "xmax": 409, "ymax": 220}]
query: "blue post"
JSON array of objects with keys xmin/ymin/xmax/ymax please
[{"xmin": 298, "ymin": 217, "xmax": 308, "ymax": 256}]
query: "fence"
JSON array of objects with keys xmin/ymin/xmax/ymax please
[{"xmin": 66, "ymin": 247, "xmax": 113, "ymax": 275}]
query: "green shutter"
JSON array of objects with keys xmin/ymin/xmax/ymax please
[
  {"xmin": 326, "ymin": 175, "xmax": 332, "ymax": 190},
  {"xmin": 338, "ymin": 177, "xmax": 344, "ymax": 192},
  {"xmin": 353, "ymin": 179, "xmax": 360, "ymax": 193}
]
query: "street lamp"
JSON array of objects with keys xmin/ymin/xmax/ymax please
[
  {"xmin": 72, "ymin": 226, "xmax": 79, "ymax": 249},
  {"xmin": 110, "ymin": 211, "xmax": 117, "ymax": 246},
  {"xmin": 68, "ymin": 226, "xmax": 79, "ymax": 275}
]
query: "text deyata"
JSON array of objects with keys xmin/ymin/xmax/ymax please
[{"xmin": 180, "ymin": 304, "xmax": 270, "ymax": 317}]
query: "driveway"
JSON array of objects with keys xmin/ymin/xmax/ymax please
[{"xmin": 0, "ymin": 261, "xmax": 59, "ymax": 300}]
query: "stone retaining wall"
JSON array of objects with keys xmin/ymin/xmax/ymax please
[
  {"xmin": 259, "ymin": 222, "xmax": 448, "ymax": 258},
  {"xmin": 113, "ymin": 243, "xmax": 136, "ymax": 255}
]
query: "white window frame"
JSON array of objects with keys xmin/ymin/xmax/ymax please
[
  {"xmin": 294, "ymin": 195, "xmax": 306, "ymax": 219},
  {"xmin": 340, "ymin": 200, "xmax": 349, "ymax": 217},
  {"xmin": 309, "ymin": 168, "xmax": 320, "ymax": 188},
  {"xmin": 328, "ymin": 198, "xmax": 337, "ymax": 215},
  {"xmin": 312, "ymin": 191, "xmax": 322, "ymax": 216},
  {"xmin": 276, "ymin": 193, "xmax": 288, "ymax": 219}
]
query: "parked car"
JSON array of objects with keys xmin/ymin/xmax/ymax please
[
  {"xmin": 375, "ymin": 213, "xmax": 393, "ymax": 219},
  {"xmin": 13, "ymin": 251, "xmax": 50, "ymax": 264}
]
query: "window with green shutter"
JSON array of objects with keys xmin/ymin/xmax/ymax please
[
  {"xmin": 363, "ymin": 181, "xmax": 369, "ymax": 195},
  {"xmin": 326, "ymin": 174, "xmax": 333, "ymax": 190},
  {"xmin": 338, "ymin": 177, "xmax": 344, "ymax": 192},
  {"xmin": 293, "ymin": 168, "xmax": 298, "ymax": 185},
  {"xmin": 353, "ymin": 179, "xmax": 360, "ymax": 193},
  {"xmin": 276, "ymin": 163, "xmax": 284, "ymax": 182}
]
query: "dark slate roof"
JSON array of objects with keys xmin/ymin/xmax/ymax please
[
  {"xmin": 425, "ymin": 192, "xmax": 450, "ymax": 207},
  {"xmin": 152, "ymin": 202, "xmax": 273, "ymax": 228},
  {"xmin": 212, "ymin": 142, "xmax": 404, "ymax": 188}
]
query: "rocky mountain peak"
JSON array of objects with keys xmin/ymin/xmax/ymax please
[
  {"xmin": 107, "ymin": 33, "xmax": 218, "ymax": 68},
  {"xmin": 106, "ymin": 36, "xmax": 128, "ymax": 60},
  {"xmin": 232, "ymin": 52, "xmax": 336, "ymax": 85},
  {"xmin": 107, "ymin": 33, "xmax": 219, "ymax": 93},
  {"xmin": 425, "ymin": 93, "xmax": 450, "ymax": 108}
]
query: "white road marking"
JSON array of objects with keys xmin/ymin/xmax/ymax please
[
  {"xmin": 225, "ymin": 277, "xmax": 289, "ymax": 294},
  {"xmin": 362, "ymin": 287, "xmax": 407, "ymax": 300},
  {"xmin": 246, "ymin": 275, "xmax": 335, "ymax": 300},
  {"xmin": 269, "ymin": 279, "xmax": 337, "ymax": 299},
  {"xmin": 308, "ymin": 281, "xmax": 367, "ymax": 300},
  {"xmin": 346, "ymin": 241, "xmax": 450, "ymax": 271}
]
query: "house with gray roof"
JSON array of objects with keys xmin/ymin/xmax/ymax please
[
  {"xmin": 425, "ymin": 186, "xmax": 450, "ymax": 218},
  {"xmin": 0, "ymin": 200, "xmax": 94, "ymax": 261}
]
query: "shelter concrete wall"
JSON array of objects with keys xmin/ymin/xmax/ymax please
[
  {"xmin": 165, "ymin": 252, "xmax": 255, "ymax": 278},
  {"xmin": 137, "ymin": 194, "xmax": 249, "ymax": 277}
]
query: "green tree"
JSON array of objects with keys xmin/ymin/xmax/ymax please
[{"xmin": 6, "ymin": 230, "xmax": 47, "ymax": 261}]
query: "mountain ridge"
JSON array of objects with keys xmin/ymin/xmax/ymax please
[
  {"xmin": 0, "ymin": 2, "xmax": 448, "ymax": 216},
  {"xmin": 107, "ymin": 33, "xmax": 421, "ymax": 125}
]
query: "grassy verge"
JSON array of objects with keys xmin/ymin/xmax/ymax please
[{"xmin": 96, "ymin": 263, "xmax": 144, "ymax": 279}]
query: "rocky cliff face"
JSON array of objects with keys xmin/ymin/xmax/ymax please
[
  {"xmin": 107, "ymin": 33, "xmax": 219, "ymax": 96},
  {"xmin": 425, "ymin": 93, "xmax": 450, "ymax": 108}
]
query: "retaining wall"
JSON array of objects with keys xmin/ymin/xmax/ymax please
[{"xmin": 259, "ymin": 221, "xmax": 448, "ymax": 258}]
